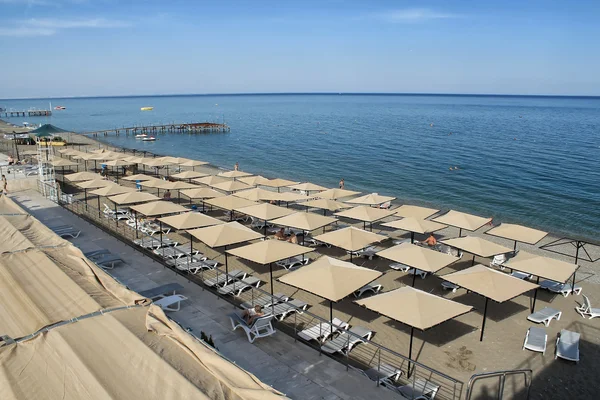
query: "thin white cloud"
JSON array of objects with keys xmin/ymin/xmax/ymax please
[
  {"xmin": 0, "ymin": 17, "xmax": 130, "ymax": 36},
  {"xmin": 374, "ymin": 8, "xmax": 462, "ymax": 23}
]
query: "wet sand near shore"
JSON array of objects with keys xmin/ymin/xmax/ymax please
[{"xmin": 2, "ymin": 123, "xmax": 600, "ymax": 399}]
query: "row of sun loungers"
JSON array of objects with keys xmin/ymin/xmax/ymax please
[
  {"xmin": 523, "ymin": 328, "xmax": 580, "ymax": 362},
  {"xmin": 50, "ymin": 224, "xmax": 82, "ymax": 238}
]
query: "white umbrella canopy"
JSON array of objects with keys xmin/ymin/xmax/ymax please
[
  {"xmin": 170, "ymin": 171, "xmax": 208, "ymax": 180},
  {"xmin": 102, "ymin": 159, "xmax": 136, "ymax": 167},
  {"xmin": 179, "ymin": 159, "xmax": 209, "ymax": 167},
  {"xmin": 279, "ymin": 256, "xmax": 381, "ymax": 302},
  {"xmin": 187, "ymin": 221, "xmax": 263, "ymax": 248},
  {"xmin": 441, "ymin": 236, "xmax": 513, "ymax": 259},
  {"xmin": 233, "ymin": 188, "xmax": 285, "ymax": 202},
  {"xmin": 234, "ymin": 203, "xmax": 295, "ymax": 222},
  {"xmin": 139, "ymin": 180, "xmax": 171, "ymax": 189},
  {"xmin": 203, "ymin": 195, "xmax": 258, "ymax": 212},
  {"xmin": 89, "ymin": 185, "xmax": 135, "ymax": 197},
  {"xmin": 278, "ymin": 191, "xmax": 312, "ymax": 202},
  {"xmin": 210, "ymin": 180, "xmax": 252, "ymax": 193},
  {"xmin": 269, "ymin": 212, "xmax": 338, "ymax": 232},
  {"xmin": 433, "ymin": 210, "xmax": 492, "ymax": 235},
  {"xmin": 262, "ymin": 178, "xmax": 300, "ymax": 189},
  {"xmin": 160, "ymin": 181, "xmax": 199, "ymax": 191},
  {"xmin": 288, "ymin": 182, "xmax": 328, "ymax": 192},
  {"xmin": 485, "ymin": 223, "xmax": 548, "ymax": 247},
  {"xmin": 51, "ymin": 158, "xmax": 79, "ymax": 167},
  {"xmin": 217, "ymin": 170, "xmax": 253, "ymax": 179},
  {"xmin": 382, "ymin": 217, "xmax": 448, "ymax": 242},
  {"xmin": 180, "ymin": 188, "xmax": 226, "ymax": 200},
  {"xmin": 76, "ymin": 179, "xmax": 115, "ymax": 189},
  {"xmin": 193, "ymin": 175, "xmax": 230, "ymax": 186},
  {"xmin": 109, "ymin": 191, "xmax": 160, "ymax": 205},
  {"xmin": 227, "ymin": 240, "xmax": 311, "ymax": 266},
  {"xmin": 237, "ymin": 175, "xmax": 271, "ymax": 186},
  {"xmin": 315, "ymin": 188, "xmax": 361, "ymax": 200},
  {"xmin": 158, "ymin": 212, "xmax": 224, "ymax": 230},
  {"xmin": 301, "ymin": 198, "xmax": 352, "ymax": 213},
  {"xmin": 143, "ymin": 158, "xmax": 175, "ymax": 167},
  {"xmin": 129, "ymin": 201, "xmax": 188, "ymax": 217},
  {"xmin": 346, "ymin": 193, "xmax": 396, "ymax": 206},
  {"xmin": 313, "ymin": 226, "xmax": 387, "ymax": 259},
  {"xmin": 122, "ymin": 174, "xmax": 157, "ymax": 182},
  {"xmin": 65, "ymin": 172, "xmax": 102, "ymax": 182},
  {"xmin": 334, "ymin": 205, "xmax": 396, "ymax": 230}
]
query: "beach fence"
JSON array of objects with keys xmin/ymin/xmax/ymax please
[{"xmin": 36, "ymin": 178, "xmax": 465, "ymax": 400}]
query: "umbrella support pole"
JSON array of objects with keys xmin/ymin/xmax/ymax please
[
  {"xmin": 480, "ymin": 298, "xmax": 489, "ymax": 342},
  {"xmin": 84, "ymin": 189, "xmax": 87, "ymax": 211},
  {"xmin": 160, "ymin": 221, "xmax": 164, "ymax": 258},
  {"xmin": 225, "ymin": 248, "xmax": 229, "ymax": 276},
  {"xmin": 269, "ymin": 263, "xmax": 273, "ymax": 294},
  {"xmin": 115, "ymin": 204, "xmax": 119, "ymax": 227},
  {"xmin": 407, "ymin": 327, "xmax": 414, "ymax": 378},
  {"xmin": 412, "ymin": 271, "xmax": 417, "ymax": 287},
  {"xmin": 531, "ymin": 277, "xmax": 540, "ymax": 312},
  {"xmin": 459, "ymin": 228, "xmax": 462, "ymax": 237},
  {"xmin": 572, "ymin": 272, "xmax": 576, "ymax": 292},
  {"xmin": 97, "ymin": 197, "xmax": 101, "ymax": 218},
  {"xmin": 472, "ymin": 255, "xmax": 475, "ymax": 266},
  {"xmin": 514, "ymin": 240, "xmax": 517, "ymax": 251},
  {"xmin": 411, "ymin": 232, "xmax": 414, "ymax": 244},
  {"xmin": 134, "ymin": 211, "xmax": 138, "ymax": 238}
]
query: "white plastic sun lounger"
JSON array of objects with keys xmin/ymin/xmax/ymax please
[
  {"xmin": 348, "ymin": 246, "xmax": 380, "ymax": 260},
  {"xmin": 354, "ymin": 283, "xmax": 383, "ymax": 298},
  {"xmin": 165, "ymin": 255, "xmax": 209, "ymax": 267},
  {"xmin": 540, "ymin": 280, "xmax": 582, "ymax": 297},
  {"xmin": 523, "ymin": 327, "xmax": 547, "ymax": 354},
  {"xmin": 303, "ymin": 236, "xmax": 331, "ymax": 248},
  {"xmin": 555, "ymin": 329, "xmax": 580, "ymax": 362},
  {"xmin": 134, "ymin": 237, "xmax": 177, "ymax": 249},
  {"xmin": 275, "ymin": 255, "xmax": 310, "ymax": 270},
  {"xmin": 138, "ymin": 283, "xmax": 184, "ymax": 301},
  {"xmin": 527, "ymin": 307, "xmax": 562, "ymax": 327},
  {"xmin": 267, "ymin": 299, "xmax": 308, "ymax": 321},
  {"xmin": 229, "ymin": 313, "xmax": 276, "ymax": 343},
  {"xmin": 51, "ymin": 226, "xmax": 82, "ymax": 238},
  {"xmin": 321, "ymin": 326, "xmax": 373, "ymax": 355},
  {"xmin": 241, "ymin": 293, "xmax": 289, "ymax": 310},
  {"xmin": 390, "ymin": 263, "xmax": 428, "ymax": 279},
  {"xmin": 175, "ymin": 260, "xmax": 219, "ymax": 274},
  {"xmin": 575, "ymin": 295, "xmax": 600, "ymax": 319},
  {"xmin": 350, "ymin": 363, "xmax": 402, "ymax": 385},
  {"xmin": 217, "ymin": 276, "xmax": 262, "ymax": 296},
  {"xmin": 441, "ymin": 281, "xmax": 460, "ymax": 292},
  {"xmin": 390, "ymin": 378, "xmax": 440, "ymax": 400},
  {"xmin": 511, "ymin": 271, "xmax": 532, "ymax": 280},
  {"xmin": 84, "ymin": 249, "xmax": 111, "ymax": 259},
  {"xmin": 203, "ymin": 269, "xmax": 246, "ymax": 288},
  {"xmin": 298, "ymin": 317, "xmax": 348, "ymax": 343},
  {"xmin": 154, "ymin": 245, "xmax": 200, "ymax": 259},
  {"xmin": 154, "ymin": 294, "xmax": 188, "ymax": 312}
]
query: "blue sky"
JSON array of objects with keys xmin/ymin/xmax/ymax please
[{"xmin": 1, "ymin": 0, "xmax": 599, "ymax": 98}]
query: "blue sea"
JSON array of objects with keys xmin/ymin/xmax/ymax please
[{"xmin": 2, "ymin": 94, "xmax": 600, "ymax": 240}]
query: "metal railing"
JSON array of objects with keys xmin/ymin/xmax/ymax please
[
  {"xmin": 37, "ymin": 179, "xmax": 465, "ymax": 400},
  {"xmin": 465, "ymin": 369, "xmax": 532, "ymax": 400}
]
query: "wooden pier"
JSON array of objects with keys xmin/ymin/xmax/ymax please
[
  {"xmin": 88, "ymin": 122, "xmax": 230, "ymax": 137},
  {"xmin": 1, "ymin": 109, "xmax": 52, "ymax": 118}
]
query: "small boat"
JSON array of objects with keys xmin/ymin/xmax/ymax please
[
  {"xmin": 142, "ymin": 136, "xmax": 156, "ymax": 141},
  {"xmin": 54, "ymin": 106, "xmax": 66, "ymax": 110},
  {"xmin": 135, "ymin": 134, "xmax": 147, "ymax": 139},
  {"xmin": 140, "ymin": 107, "xmax": 154, "ymax": 111}
]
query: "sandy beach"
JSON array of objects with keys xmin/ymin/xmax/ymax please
[{"xmin": 2, "ymin": 121, "xmax": 599, "ymax": 399}]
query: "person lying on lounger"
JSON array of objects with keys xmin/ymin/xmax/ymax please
[
  {"xmin": 287, "ymin": 232, "xmax": 298, "ymax": 244},
  {"xmin": 242, "ymin": 305, "xmax": 264, "ymax": 325},
  {"xmin": 424, "ymin": 233, "xmax": 437, "ymax": 247},
  {"xmin": 274, "ymin": 228, "xmax": 286, "ymax": 240}
]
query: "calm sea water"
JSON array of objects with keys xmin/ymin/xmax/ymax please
[{"xmin": 3, "ymin": 94, "xmax": 600, "ymax": 239}]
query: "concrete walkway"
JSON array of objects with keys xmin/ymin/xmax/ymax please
[{"xmin": 9, "ymin": 189, "xmax": 398, "ymax": 400}]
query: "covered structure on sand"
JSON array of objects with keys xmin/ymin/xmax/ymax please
[
  {"xmin": 442, "ymin": 264, "xmax": 538, "ymax": 341},
  {"xmin": 377, "ymin": 243, "xmax": 459, "ymax": 286},
  {"xmin": 313, "ymin": 226, "xmax": 387, "ymax": 263},
  {"xmin": 504, "ymin": 251, "xmax": 578, "ymax": 312},
  {"xmin": 226, "ymin": 240, "xmax": 311, "ymax": 294},
  {"xmin": 394, "ymin": 205, "xmax": 439, "ymax": 220},
  {"xmin": 187, "ymin": 222, "xmax": 263, "ymax": 276},
  {"xmin": 433, "ymin": 210, "xmax": 491, "ymax": 237},
  {"xmin": 485, "ymin": 223, "xmax": 548, "ymax": 250},
  {"xmin": 441, "ymin": 236, "xmax": 513, "ymax": 265},
  {"xmin": 315, "ymin": 188, "xmax": 361, "ymax": 200},
  {"xmin": 382, "ymin": 217, "xmax": 447, "ymax": 243},
  {"xmin": 279, "ymin": 255, "xmax": 382, "ymax": 331},
  {"xmin": 355, "ymin": 287, "xmax": 472, "ymax": 376},
  {"xmin": 334, "ymin": 205, "xmax": 395, "ymax": 231},
  {"xmin": 30, "ymin": 123, "xmax": 71, "ymax": 137}
]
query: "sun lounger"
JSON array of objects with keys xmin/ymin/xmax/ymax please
[
  {"xmin": 217, "ymin": 276, "xmax": 262, "ymax": 296},
  {"xmin": 540, "ymin": 280, "xmax": 582, "ymax": 297},
  {"xmin": 138, "ymin": 283, "xmax": 184, "ymax": 301},
  {"xmin": 298, "ymin": 317, "xmax": 348, "ymax": 343},
  {"xmin": 175, "ymin": 260, "xmax": 218, "ymax": 274},
  {"xmin": 391, "ymin": 378, "xmax": 440, "ymax": 400},
  {"xmin": 522, "ymin": 327, "xmax": 547, "ymax": 354},
  {"xmin": 555, "ymin": 329, "xmax": 580, "ymax": 363},
  {"xmin": 241, "ymin": 293, "xmax": 289, "ymax": 309},
  {"xmin": 350, "ymin": 363, "xmax": 401, "ymax": 385},
  {"xmin": 441, "ymin": 281, "xmax": 459, "ymax": 292},
  {"xmin": 348, "ymin": 246, "xmax": 380, "ymax": 260},
  {"xmin": 390, "ymin": 263, "xmax": 428, "ymax": 279},
  {"xmin": 154, "ymin": 294, "xmax": 188, "ymax": 312},
  {"xmin": 154, "ymin": 245, "xmax": 200, "ymax": 259},
  {"xmin": 267, "ymin": 299, "xmax": 308, "ymax": 321},
  {"xmin": 165, "ymin": 255, "xmax": 208, "ymax": 266},
  {"xmin": 134, "ymin": 237, "xmax": 177, "ymax": 249},
  {"xmin": 321, "ymin": 326, "xmax": 373, "ymax": 355},
  {"xmin": 275, "ymin": 255, "xmax": 310, "ymax": 270},
  {"xmin": 303, "ymin": 236, "xmax": 331, "ymax": 248},
  {"xmin": 51, "ymin": 226, "xmax": 82, "ymax": 238},
  {"xmin": 229, "ymin": 313, "xmax": 276, "ymax": 343},
  {"xmin": 392, "ymin": 238, "xmax": 412, "ymax": 246},
  {"xmin": 527, "ymin": 307, "xmax": 562, "ymax": 327},
  {"xmin": 203, "ymin": 269, "xmax": 246, "ymax": 288},
  {"xmin": 511, "ymin": 271, "xmax": 533, "ymax": 280},
  {"xmin": 94, "ymin": 254, "xmax": 124, "ymax": 269},
  {"xmin": 575, "ymin": 295, "xmax": 600, "ymax": 319},
  {"xmin": 354, "ymin": 283, "xmax": 383, "ymax": 298},
  {"xmin": 490, "ymin": 253, "xmax": 507, "ymax": 269}
]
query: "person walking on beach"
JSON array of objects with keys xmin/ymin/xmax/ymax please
[
  {"xmin": 339, "ymin": 178, "xmax": 345, "ymax": 189},
  {"xmin": 234, "ymin": 162, "xmax": 239, "ymax": 171}
]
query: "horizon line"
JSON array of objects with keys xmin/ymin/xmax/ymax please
[{"xmin": 1, "ymin": 91, "xmax": 600, "ymax": 101}]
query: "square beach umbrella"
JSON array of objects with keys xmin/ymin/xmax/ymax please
[
  {"xmin": 193, "ymin": 175, "xmax": 230, "ymax": 186},
  {"xmin": 433, "ymin": 210, "xmax": 492, "ymax": 237},
  {"xmin": 315, "ymin": 188, "xmax": 361, "ymax": 200},
  {"xmin": 345, "ymin": 193, "xmax": 396, "ymax": 206},
  {"xmin": 217, "ymin": 170, "xmax": 253, "ymax": 179},
  {"xmin": 234, "ymin": 203, "xmax": 296, "ymax": 236},
  {"xmin": 382, "ymin": 217, "xmax": 447, "ymax": 243},
  {"xmin": 334, "ymin": 205, "xmax": 396, "ymax": 231},
  {"xmin": 301, "ymin": 198, "xmax": 352, "ymax": 215},
  {"xmin": 442, "ymin": 264, "xmax": 538, "ymax": 341},
  {"xmin": 485, "ymin": 223, "xmax": 549, "ymax": 250},
  {"xmin": 237, "ymin": 175, "xmax": 271, "ymax": 187},
  {"xmin": 210, "ymin": 180, "xmax": 252, "ymax": 193},
  {"xmin": 441, "ymin": 236, "xmax": 512, "ymax": 265},
  {"xmin": 203, "ymin": 195, "xmax": 258, "ymax": 220},
  {"xmin": 313, "ymin": 226, "xmax": 387, "ymax": 263},
  {"xmin": 262, "ymin": 178, "xmax": 300, "ymax": 192},
  {"xmin": 288, "ymin": 182, "xmax": 328, "ymax": 193}
]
